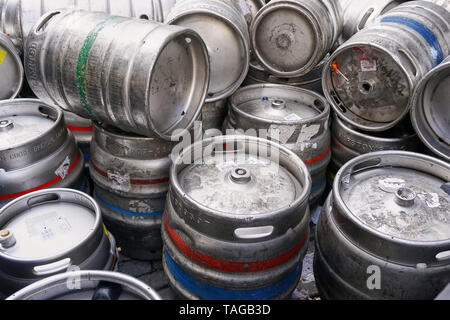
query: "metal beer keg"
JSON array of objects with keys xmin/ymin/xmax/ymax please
[{"xmin": 0, "ymin": 32, "xmax": 23, "ymax": 100}]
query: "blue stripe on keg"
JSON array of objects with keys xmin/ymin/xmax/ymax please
[
  {"xmin": 94, "ymin": 191, "xmax": 164, "ymax": 217},
  {"xmin": 81, "ymin": 179, "xmax": 88, "ymax": 193},
  {"xmin": 84, "ymin": 154, "xmax": 91, "ymax": 162},
  {"xmin": 311, "ymin": 177, "xmax": 326, "ymax": 192},
  {"xmin": 381, "ymin": 16, "xmax": 444, "ymax": 66},
  {"xmin": 164, "ymin": 250, "xmax": 301, "ymax": 300}
]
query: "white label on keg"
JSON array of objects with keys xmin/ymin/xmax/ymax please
[
  {"xmin": 216, "ymin": 161, "xmax": 236, "ymax": 171},
  {"xmin": 269, "ymin": 125, "xmax": 296, "ymax": 144},
  {"xmin": 284, "ymin": 113, "xmax": 302, "ymax": 122},
  {"xmin": 297, "ymin": 124, "xmax": 320, "ymax": 143},
  {"xmin": 417, "ymin": 192, "xmax": 441, "ymax": 208},
  {"xmin": 360, "ymin": 59, "xmax": 377, "ymax": 72},
  {"xmin": 55, "ymin": 156, "xmax": 71, "ymax": 179},
  {"xmin": 378, "ymin": 178, "xmax": 405, "ymax": 193},
  {"xmin": 107, "ymin": 171, "xmax": 131, "ymax": 187}
]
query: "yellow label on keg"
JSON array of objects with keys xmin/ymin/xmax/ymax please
[
  {"xmin": 103, "ymin": 224, "xmax": 110, "ymax": 240},
  {"xmin": 0, "ymin": 49, "xmax": 7, "ymax": 65}
]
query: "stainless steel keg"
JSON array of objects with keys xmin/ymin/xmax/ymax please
[
  {"xmin": 411, "ymin": 56, "xmax": 450, "ymax": 162},
  {"xmin": 331, "ymin": 115, "xmax": 423, "ymax": 173},
  {"xmin": 424, "ymin": 0, "xmax": 450, "ymax": 11},
  {"xmin": 201, "ymin": 100, "xmax": 228, "ymax": 132},
  {"xmin": 315, "ymin": 151, "xmax": 450, "ymax": 299},
  {"xmin": 0, "ymin": 32, "xmax": 23, "ymax": 100},
  {"xmin": 250, "ymin": 0, "xmax": 343, "ymax": 78},
  {"xmin": 244, "ymin": 57, "xmax": 326, "ymax": 95},
  {"xmin": 63, "ymin": 110, "xmax": 93, "ymax": 168},
  {"xmin": 163, "ymin": 135, "xmax": 311, "ymax": 300},
  {"xmin": 0, "ymin": 188, "xmax": 118, "ymax": 295},
  {"xmin": 166, "ymin": 0, "xmax": 250, "ymax": 103},
  {"xmin": 7, "ymin": 270, "xmax": 161, "ymax": 300},
  {"xmin": 90, "ymin": 124, "xmax": 173, "ymax": 260},
  {"xmin": 0, "ymin": 0, "xmax": 177, "ymax": 53},
  {"xmin": 24, "ymin": 9, "xmax": 210, "ymax": 140},
  {"xmin": 0, "ymin": 99, "xmax": 86, "ymax": 207},
  {"xmin": 323, "ymin": 1, "xmax": 450, "ymax": 132},
  {"xmin": 224, "ymin": 84, "xmax": 330, "ymax": 207},
  {"xmin": 234, "ymin": 0, "xmax": 266, "ymax": 27}
]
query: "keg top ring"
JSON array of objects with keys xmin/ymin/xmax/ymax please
[{"xmin": 271, "ymin": 99, "xmax": 286, "ymax": 109}]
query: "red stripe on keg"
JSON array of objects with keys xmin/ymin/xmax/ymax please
[
  {"xmin": 303, "ymin": 148, "xmax": 330, "ymax": 165},
  {"xmin": 66, "ymin": 125, "xmax": 93, "ymax": 132},
  {"xmin": 0, "ymin": 151, "xmax": 81, "ymax": 200},
  {"xmin": 164, "ymin": 213, "xmax": 308, "ymax": 273},
  {"xmin": 91, "ymin": 160, "xmax": 169, "ymax": 185}
]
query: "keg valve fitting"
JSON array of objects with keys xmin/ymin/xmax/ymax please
[
  {"xmin": 0, "ymin": 229, "xmax": 16, "ymax": 249},
  {"xmin": 230, "ymin": 167, "xmax": 252, "ymax": 184},
  {"xmin": 0, "ymin": 119, "xmax": 13, "ymax": 131},
  {"xmin": 394, "ymin": 187, "xmax": 416, "ymax": 207}
]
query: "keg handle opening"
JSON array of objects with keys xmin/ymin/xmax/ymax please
[
  {"xmin": 341, "ymin": 158, "xmax": 382, "ymax": 184},
  {"xmin": 27, "ymin": 193, "xmax": 61, "ymax": 208},
  {"xmin": 436, "ymin": 251, "xmax": 450, "ymax": 262},
  {"xmin": 33, "ymin": 258, "xmax": 71, "ymax": 276},
  {"xmin": 234, "ymin": 226, "xmax": 274, "ymax": 240},
  {"xmin": 358, "ymin": 8, "xmax": 375, "ymax": 31},
  {"xmin": 35, "ymin": 11, "xmax": 62, "ymax": 35}
]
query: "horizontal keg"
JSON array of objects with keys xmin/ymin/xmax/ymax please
[
  {"xmin": 7, "ymin": 270, "xmax": 161, "ymax": 300},
  {"xmin": 315, "ymin": 151, "xmax": 450, "ymax": 299},
  {"xmin": 244, "ymin": 57, "xmax": 327, "ymax": 95},
  {"xmin": 25, "ymin": 9, "xmax": 209, "ymax": 140},
  {"xmin": 411, "ymin": 56, "xmax": 450, "ymax": 162},
  {"xmin": 0, "ymin": 99, "xmax": 86, "ymax": 207},
  {"xmin": 323, "ymin": 1, "xmax": 450, "ymax": 132},
  {"xmin": 224, "ymin": 84, "xmax": 330, "ymax": 207},
  {"xmin": 0, "ymin": 32, "xmax": 23, "ymax": 99},
  {"xmin": 166, "ymin": 0, "xmax": 250, "ymax": 103},
  {"xmin": 63, "ymin": 109, "xmax": 93, "ymax": 168},
  {"xmin": 233, "ymin": 0, "xmax": 266, "ymax": 27},
  {"xmin": 90, "ymin": 124, "xmax": 174, "ymax": 260},
  {"xmin": 163, "ymin": 135, "xmax": 311, "ymax": 300},
  {"xmin": 201, "ymin": 100, "xmax": 228, "ymax": 133},
  {"xmin": 0, "ymin": 188, "xmax": 118, "ymax": 295},
  {"xmin": 250, "ymin": 0, "xmax": 343, "ymax": 78},
  {"xmin": 0, "ymin": 0, "xmax": 177, "ymax": 53},
  {"xmin": 330, "ymin": 115, "xmax": 423, "ymax": 173}
]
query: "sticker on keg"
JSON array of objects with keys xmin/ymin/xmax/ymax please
[
  {"xmin": 107, "ymin": 171, "xmax": 131, "ymax": 187},
  {"xmin": 417, "ymin": 192, "xmax": 440, "ymax": 208},
  {"xmin": 269, "ymin": 125, "xmax": 296, "ymax": 144},
  {"xmin": 0, "ymin": 49, "xmax": 7, "ymax": 64},
  {"xmin": 378, "ymin": 177, "xmax": 405, "ymax": 193},
  {"xmin": 284, "ymin": 113, "xmax": 303, "ymax": 122},
  {"xmin": 297, "ymin": 124, "xmax": 321, "ymax": 143},
  {"xmin": 55, "ymin": 156, "xmax": 71, "ymax": 179},
  {"xmin": 360, "ymin": 59, "xmax": 377, "ymax": 72}
]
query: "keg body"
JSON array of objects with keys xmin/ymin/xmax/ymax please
[
  {"xmin": 201, "ymin": 100, "xmax": 228, "ymax": 132},
  {"xmin": 63, "ymin": 110, "xmax": 93, "ymax": 168},
  {"xmin": 25, "ymin": 9, "xmax": 210, "ymax": 140},
  {"xmin": 315, "ymin": 151, "xmax": 450, "ymax": 299},
  {"xmin": 163, "ymin": 135, "xmax": 311, "ymax": 299},
  {"xmin": 0, "ymin": 189, "xmax": 118, "ymax": 295},
  {"xmin": 0, "ymin": 99, "xmax": 86, "ymax": 207},
  {"xmin": 0, "ymin": 32, "xmax": 23, "ymax": 99}
]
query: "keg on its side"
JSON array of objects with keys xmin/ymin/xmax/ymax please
[
  {"xmin": 323, "ymin": 1, "xmax": 450, "ymax": 132},
  {"xmin": 411, "ymin": 56, "xmax": 450, "ymax": 162},
  {"xmin": 166, "ymin": 0, "xmax": 250, "ymax": 103},
  {"xmin": 0, "ymin": 32, "xmax": 23, "ymax": 100},
  {"xmin": 315, "ymin": 151, "xmax": 450, "ymax": 299},
  {"xmin": 25, "ymin": 9, "xmax": 209, "ymax": 140},
  {"xmin": 163, "ymin": 135, "xmax": 311, "ymax": 299},
  {"xmin": 0, "ymin": 99, "xmax": 86, "ymax": 207},
  {"xmin": 330, "ymin": 115, "xmax": 423, "ymax": 173},
  {"xmin": 243, "ymin": 57, "xmax": 326, "ymax": 95},
  {"xmin": 90, "ymin": 124, "xmax": 173, "ymax": 260},
  {"xmin": 250, "ymin": 0, "xmax": 343, "ymax": 78},
  {"xmin": 424, "ymin": 0, "xmax": 450, "ymax": 12},
  {"xmin": 224, "ymin": 84, "xmax": 330, "ymax": 207},
  {"xmin": 7, "ymin": 271, "xmax": 161, "ymax": 300},
  {"xmin": 0, "ymin": 0, "xmax": 177, "ymax": 53},
  {"xmin": 0, "ymin": 189, "xmax": 118, "ymax": 295}
]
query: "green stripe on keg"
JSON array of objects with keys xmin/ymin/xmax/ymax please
[{"xmin": 76, "ymin": 16, "xmax": 120, "ymax": 121}]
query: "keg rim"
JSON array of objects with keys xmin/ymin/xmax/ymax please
[
  {"xmin": 250, "ymin": 0, "xmax": 323, "ymax": 78},
  {"xmin": 6, "ymin": 270, "xmax": 161, "ymax": 300},
  {"xmin": 0, "ymin": 32, "xmax": 24, "ymax": 100},
  {"xmin": 166, "ymin": 0, "xmax": 250, "ymax": 103},
  {"xmin": 170, "ymin": 135, "xmax": 312, "ymax": 220},
  {"xmin": 0, "ymin": 188, "xmax": 103, "ymax": 263},
  {"xmin": 332, "ymin": 150, "xmax": 450, "ymax": 246},
  {"xmin": 322, "ymin": 41, "xmax": 414, "ymax": 132},
  {"xmin": 0, "ymin": 98, "xmax": 64, "ymax": 152},
  {"xmin": 411, "ymin": 58, "xmax": 450, "ymax": 162},
  {"xmin": 230, "ymin": 83, "xmax": 330, "ymax": 126}
]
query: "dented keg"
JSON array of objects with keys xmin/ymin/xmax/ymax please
[
  {"xmin": 163, "ymin": 135, "xmax": 311, "ymax": 300},
  {"xmin": 331, "ymin": 115, "xmax": 423, "ymax": 173},
  {"xmin": 323, "ymin": 1, "xmax": 450, "ymax": 132},
  {"xmin": 224, "ymin": 84, "xmax": 330, "ymax": 207},
  {"xmin": 90, "ymin": 124, "xmax": 174, "ymax": 260},
  {"xmin": 25, "ymin": 9, "xmax": 209, "ymax": 140},
  {"xmin": 166, "ymin": 0, "xmax": 250, "ymax": 102},
  {"xmin": 0, "ymin": 188, "xmax": 118, "ymax": 295},
  {"xmin": 63, "ymin": 110, "xmax": 93, "ymax": 168},
  {"xmin": 0, "ymin": 99, "xmax": 86, "ymax": 207},
  {"xmin": 0, "ymin": 32, "xmax": 23, "ymax": 99},
  {"xmin": 250, "ymin": 0, "xmax": 343, "ymax": 78},
  {"xmin": 411, "ymin": 56, "xmax": 450, "ymax": 162},
  {"xmin": 7, "ymin": 270, "xmax": 161, "ymax": 300},
  {"xmin": 0, "ymin": 0, "xmax": 177, "ymax": 53},
  {"xmin": 315, "ymin": 151, "xmax": 450, "ymax": 299},
  {"xmin": 244, "ymin": 57, "xmax": 326, "ymax": 94},
  {"xmin": 201, "ymin": 100, "xmax": 228, "ymax": 133}
]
